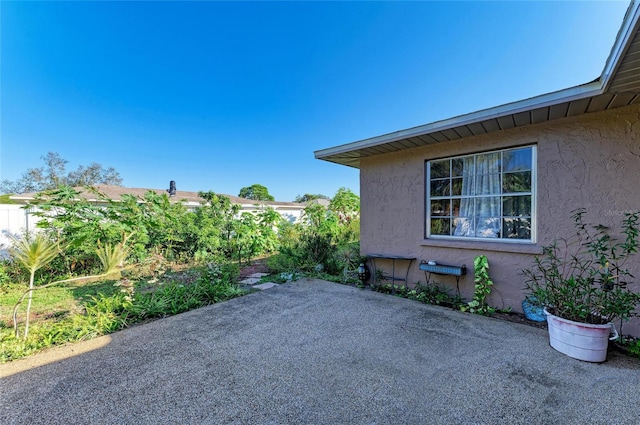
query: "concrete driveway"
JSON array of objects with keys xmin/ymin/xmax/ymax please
[{"xmin": 1, "ymin": 279, "xmax": 638, "ymax": 424}]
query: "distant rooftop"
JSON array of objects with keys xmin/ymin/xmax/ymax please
[{"xmin": 10, "ymin": 184, "xmax": 306, "ymax": 208}]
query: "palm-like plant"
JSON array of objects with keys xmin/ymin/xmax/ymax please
[
  {"xmin": 9, "ymin": 233, "xmax": 61, "ymax": 339},
  {"xmin": 10, "ymin": 232, "xmax": 133, "ymax": 340},
  {"xmin": 96, "ymin": 233, "xmax": 133, "ymax": 274}
]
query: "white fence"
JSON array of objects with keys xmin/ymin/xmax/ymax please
[{"xmin": 0, "ymin": 205, "xmax": 41, "ymax": 256}]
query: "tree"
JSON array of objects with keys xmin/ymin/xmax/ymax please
[
  {"xmin": 294, "ymin": 193, "xmax": 330, "ymax": 203},
  {"xmin": 197, "ymin": 191, "xmax": 242, "ymax": 260},
  {"xmin": 329, "ymin": 187, "xmax": 360, "ymax": 223},
  {"xmin": 67, "ymin": 162, "xmax": 121, "ymax": 187},
  {"xmin": 238, "ymin": 184, "xmax": 274, "ymax": 201},
  {"xmin": 0, "ymin": 152, "xmax": 123, "ymax": 194}
]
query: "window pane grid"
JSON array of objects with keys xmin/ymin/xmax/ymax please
[{"xmin": 427, "ymin": 146, "xmax": 534, "ymax": 241}]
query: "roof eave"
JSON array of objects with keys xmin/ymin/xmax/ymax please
[{"xmin": 314, "ymin": 81, "xmax": 603, "ymax": 164}]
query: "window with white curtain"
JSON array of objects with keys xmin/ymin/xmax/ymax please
[{"xmin": 426, "ymin": 146, "xmax": 535, "ymax": 241}]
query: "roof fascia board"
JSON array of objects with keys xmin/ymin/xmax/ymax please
[
  {"xmin": 8, "ymin": 195, "xmax": 33, "ymax": 202},
  {"xmin": 600, "ymin": 0, "xmax": 640, "ymax": 90},
  {"xmin": 315, "ymin": 81, "xmax": 602, "ymax": 159}
]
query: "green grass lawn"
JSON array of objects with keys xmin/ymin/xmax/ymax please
[{"xmin": 1, "ymin": 279, "xmax": 118, "ymax": 326}]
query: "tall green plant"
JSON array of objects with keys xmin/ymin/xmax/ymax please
[
  {"xmin": 31, "ymin": 186, "xmax": 197, "ymax": 269},
  {"xmin": 197, "ymin": 191, "xmax": 242, "ymax": 261},
  {"xmin": 30, "ymin": 186, "xmax": 136, "ymax": 274},
  {"xmin": 329, "ymin": 187, "xmax": 360, "ymax": 224},
  {"xmin": 462, "ymin": 255, "xmax": 496, "ymax": 316},
  {"xmin": 257, "ymin": 207, "xmax": 282, "ymax": 254},
  {"xmin": 9, "ymin": 233, "xmax": 61, "ymax": 339},
  {"xmin": 300, "ymin": 203, "xmax": 338, "ymax": 268}
]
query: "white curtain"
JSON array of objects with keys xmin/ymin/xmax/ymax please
[{"xmin": 454, "ymin": 153, "xmax": 501, "ymax": 237}]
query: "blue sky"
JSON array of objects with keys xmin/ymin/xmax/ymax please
[{"xmin": 0, "ymin": 1, "xmax": 630, "ymax": 202}]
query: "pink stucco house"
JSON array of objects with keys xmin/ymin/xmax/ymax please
[{"xmin": 316, "ymin": 3, "xmax": 640, "ymax": 335}]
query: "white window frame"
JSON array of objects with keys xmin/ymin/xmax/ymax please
[{"xmin": 425, "ymin": 145, "xmax": 537, "ymax": 243}]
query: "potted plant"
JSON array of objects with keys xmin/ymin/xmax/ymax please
[{"xmin": 523, "ymin": 208, "xmax": 640, "ymax": 362}]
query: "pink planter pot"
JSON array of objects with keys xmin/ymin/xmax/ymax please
[{"xmin": 544, "ymin": 308, "xmax": 619, "ymax": 362}]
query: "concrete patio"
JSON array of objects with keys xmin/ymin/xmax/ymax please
[{"xmin": 1, "ymin": 279, "xmax": 638, "ymax": 424}]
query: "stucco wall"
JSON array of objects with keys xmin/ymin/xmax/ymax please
[{"xmin": 360, "ymin": 103, "xmax": 640, "ymax": 336}]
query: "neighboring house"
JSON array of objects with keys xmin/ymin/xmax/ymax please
[
  {"xmin": 0, "ymin": 204, "xmax": 41, "ymax": 257},
  {"xmin": 3, "ymin": 184, "xmax": 308, "ymax": 249},
  {"xmin": 315, "ymin": 3, "xmax": 640, "ymax": 335},
  {"xmin": 10, "ymin": 184, "xmax": 307, "ymax": 222}
]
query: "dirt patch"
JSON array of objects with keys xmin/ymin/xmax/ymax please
[
  {"xmin": 490, "ymin": 310, "xmax": 548, "ymax": 329},
  {"xmin": 239, "ymin": 259, "xmax": 270, "ymax": 279}
]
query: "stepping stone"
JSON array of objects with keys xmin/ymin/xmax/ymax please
[
  {"xmin": 239, "ymin": 277, "xmax": 261, "ymax": 285},
  {"xmin": 253, "ymin": 282, "xmax": 277, "ymax": 290},
  {"xmin": 248, "ymin": 273, "xmax": 269, "ymax": 278}
]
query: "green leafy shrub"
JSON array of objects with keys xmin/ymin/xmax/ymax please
[
  {"xmin": 127, "ymin": 263, "xmax": 243, "ymax": 320},
  {"xmin": 267, "ymin": 250, "xmax": 299, "ymax": 275},
  {"xmin": 44, "ymin": 293, "xmax": 131, "ymax": 343},
  {"xmin": 268, "ymin": 191, "xmax": 361, "ymax": 278},
  {"xmin": 374, "ymin": 284, "xmax": 409, "ymax": 296},
  {"xmin": 327, "ymin": 241, "xmax": 363, "ymax": 282},
  {"xmin": 372, "ymin": 281, "xmax": 464, "ymax": 309},
  {"xmin": 617, "ymin": 337, "xmax": 640, "ymax": 357},
  {"xmin": 27, "ymin": 186, "xmax": 288, "ymax": 277},
  {"xmin": 411, "ymin": 282, "xmax": 464, "ymax": 308},
  {"xmin": 0, "ymin": 261, "xmax": 11, "ymax": 286},
  {"xmin": 523, "ymin": 208, "xmax": 640, "ymax": 325}
]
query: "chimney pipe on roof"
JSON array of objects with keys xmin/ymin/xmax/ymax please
[{"xmin": 168, "ymin": 181, "xmax": 176, "ymax": 197}]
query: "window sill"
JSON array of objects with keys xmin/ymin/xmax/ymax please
[{"xmin": 420, "ymin": 238, "xmax": 543, "ymax": 255}]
